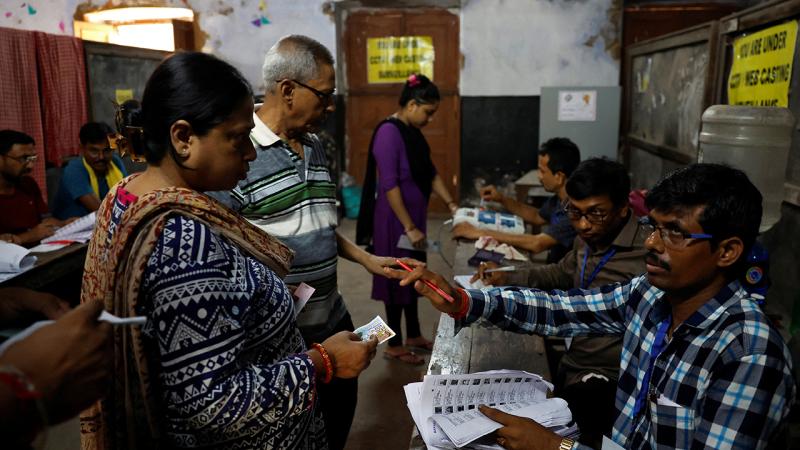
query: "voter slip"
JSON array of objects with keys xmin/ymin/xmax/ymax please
[{"xmin": 354, "ymin": 315, "xmax": 396, "ymax": 344}]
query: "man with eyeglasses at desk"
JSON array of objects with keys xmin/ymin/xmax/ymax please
[
  {"xmin": 385, "ymin": 163, "xmax": 795, "ymax": 450},
  {"xmin": 474, "ymin": 158, "xmax": 646, "ymax": 448},
  {"xmin": 0, "ymin": 130, "xmax": 74, "ymax": 245},
  {"xmin": 52, "ymin": 122, "xmax": 128, "ymax": 220}
]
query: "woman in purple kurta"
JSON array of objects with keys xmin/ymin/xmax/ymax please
[{"xmin": 356, "ymin": 75, "xmax": 458, "ymax": 364}]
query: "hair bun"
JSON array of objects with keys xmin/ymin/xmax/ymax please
[{"xmin": 114, "ymin": 99, "xmax": 147, "ymax": 161}]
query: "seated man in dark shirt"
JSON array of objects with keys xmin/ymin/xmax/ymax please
[
  {"xmin": 0, "ymin": 130, "xmax": 71, "ymax": 245},
  {"xmin": 452, "ymin": 138, "xmax": 581, "ymax": 263},
  {"xmin": 52, "ymin": 122, "xmax": 128, "ymax": 220}
]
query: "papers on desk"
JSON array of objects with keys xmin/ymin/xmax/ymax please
[
  {"xmin": 405, "ymin": 370, "xmax": 577, "ymax": 449},
  {"xmin": 0, "ymin": 242, "xmax": 37, "ymax": 282},
  {"xmin": 41, "ymin": 212, "xmax": 96, "ymax": 245}
]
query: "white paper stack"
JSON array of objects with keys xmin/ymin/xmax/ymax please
[
  {"xmin": 0, "ymin": 241, "xmax": 37, "ymax": 282},
  {"xmin": 41, "ymin": 211, "xmax": 96, "ymax": 244},
  {"xmin": 405, "ymin": 370, "xmax": 577, "ymax": 449}
]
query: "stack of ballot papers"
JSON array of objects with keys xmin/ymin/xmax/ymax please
[
  {"xmin": 0, "ymin": 241, "xmax": 37, "ymax": 282},
  {"xmin": 405, "ymin": 370, "xmax": 577, "ymax": 449},
  {"xmin": 40, "ymin": 211, "xmax": 96, "ymax": 245}
]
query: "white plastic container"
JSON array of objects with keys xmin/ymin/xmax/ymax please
[{"xmin": 698, "ymin": 105, "xmax": 795, "ymax": 230}]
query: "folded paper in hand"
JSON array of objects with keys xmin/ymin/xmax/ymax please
[{"xmin": 354, "ymin": 315, "xmax": 396, "ymax": 344}]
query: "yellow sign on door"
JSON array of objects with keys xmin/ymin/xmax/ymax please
[
  {"xmin": 728, "ymin": 21, "xmax": 798, "ymax": 107},
  {"xmin": 367, "ymin": 36, "xmax": 434, "ymax": 84}
]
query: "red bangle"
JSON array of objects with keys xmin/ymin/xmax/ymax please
[
  {"xmin": 311, "ymin": 343, "xmax": 334, "ymax": 384},
  {"xmin": 0, "ymin": 366, "xmax": 41, "ymax": 400},
  {"xmin": 449, "ymin": 289, "xmax": 471, "ymax": 320}
]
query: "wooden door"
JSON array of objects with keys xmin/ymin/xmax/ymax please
[{"xmin": 343, "ymin": 9, "xmax": 460, "ymax": 213}]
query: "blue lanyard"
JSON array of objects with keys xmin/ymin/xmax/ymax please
[
  {"xmin": 579, "ymin": 245, "xmax": 618, "ymax": 289},
  {"xmin": 632, "ymin": 317, "xmax": 671, "ymax": 417}
]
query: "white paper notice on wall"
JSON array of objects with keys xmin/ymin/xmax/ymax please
[{"xmin": 557, "ymin": 90, "xmax": 597, "ymax": 122}]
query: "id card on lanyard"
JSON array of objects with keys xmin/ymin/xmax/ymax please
[
  {"xmin": 632, "ymin": 316, "xmax": 671, "ymax": 417},
  {"xmin": 580, "ymin": 245, "xmax": 618, "ymax": 289}
]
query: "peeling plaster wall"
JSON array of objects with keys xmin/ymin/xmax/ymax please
[
  {"xmin": 1, "ymin": 0, "xmax": 335, "ymax": 92},
  {"xmin": 460, "ymin": 0, "xmax": 620, "ymax": 96},
  {"xmin": 0, "ymin": 0, "xmax": 81, "ymax": 34},
  {"xmin": 189, "ymin": 0, "xmax": 335, "ymax": 93}
]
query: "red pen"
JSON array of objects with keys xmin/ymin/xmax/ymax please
[
  {"xmin": 394, "ymin": 259, "xmax": 454, "ymax": 303},
  {"xmin": 45, "ymin": 240, "xmax": 75, "ymax": 245}
]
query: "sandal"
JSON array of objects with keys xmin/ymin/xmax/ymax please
[
  {"xmin": 405, "ymin": 337, "xmax": 434, "ymax": 352},
  {"xmin": 383, "ymin": 349, "xmax": 426, "ymax": 365}
]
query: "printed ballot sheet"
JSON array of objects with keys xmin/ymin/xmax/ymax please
[{"xmin": 406, "ymin": 370, "xmax": 575, "ymax": 449}]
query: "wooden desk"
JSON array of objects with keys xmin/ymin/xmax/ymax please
[
  {"xmin": 410, "ymin": 240, "xmax": 550, "ymax": 449},
  {"xmin": 1, "ymin": 243, "xmax": 88, "ymax": 301}
]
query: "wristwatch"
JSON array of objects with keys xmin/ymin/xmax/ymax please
[{"xmin": 559, "ymin": 437, "xmax": 575, "ymax": 450}]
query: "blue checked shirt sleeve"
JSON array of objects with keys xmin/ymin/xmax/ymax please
[
  {"xmin": 692, "ymin": 352, "xmax": 795, "ymax": 448},
  {"xmin": 457, "ymin": 280, "xmax": 636, "ymax": 337}
]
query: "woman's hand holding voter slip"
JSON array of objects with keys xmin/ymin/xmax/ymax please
[{"xmin": 354, "ymin": 316, "xmax": 396, "ymax": 345}]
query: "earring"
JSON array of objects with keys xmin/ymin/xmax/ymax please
[{"xmin": 179, "ymin": 147, "xmax": 189, "ymax": 156}]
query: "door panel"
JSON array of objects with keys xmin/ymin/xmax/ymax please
[{"xmin": 344, "ymin": 9, "xmax": 460, "ymax": 213}]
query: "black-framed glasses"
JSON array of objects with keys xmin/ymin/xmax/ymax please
[
  {"xmin": 288, "ymin": 79, "xmax": 335, "ymax": 104},
  {"xmin": 562, "ymin": 201, "xmax": 612, "ymax": 225},
  {"xmin": 3, "ymin": 153, "xmax": 38, "ymax": 164},
  {"xmin": 638, "ymin": 216, "xmax": 713, "ymax": 248}
]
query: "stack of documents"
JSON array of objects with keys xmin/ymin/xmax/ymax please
[
  {"xmin": 41, "ymin": 212, "xmax": 96, "ymax": 245},
  {"xmin": 405, "ymin": 370, "xmax": 577, "ymax": 449},
  {"xmin": 0, "ymin": 241, "xmax": 37, "ymax": 282}
]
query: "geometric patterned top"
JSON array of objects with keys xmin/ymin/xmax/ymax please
[{"xmin": 135, "ymin": 211, "xmax": 328, "ymax": 449}]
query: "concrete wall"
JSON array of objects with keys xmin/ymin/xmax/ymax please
[
  {"xmin": 0, "ymin": 0, "xmax": 335, "ymax": 93},
  {"xmin": 459, "ymin": 0, "xmax": 620, "ymax": 96}
]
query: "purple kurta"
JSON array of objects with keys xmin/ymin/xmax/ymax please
[{"xmin": 371, "ymin": 122, "xmax": 432, "ymax": 305}]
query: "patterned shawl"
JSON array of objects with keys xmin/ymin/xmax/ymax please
[{"xmin": 79, "ymin": 175, "xmax": 294, "ymax": 450}]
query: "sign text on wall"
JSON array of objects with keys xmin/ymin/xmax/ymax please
[
  {"xmin": 367, "ymin": 36, "xmax": 434, "ymax": 84},
  {"xmin": 728, "ymin": 21, "xmax": 798, "ymax": 107}
]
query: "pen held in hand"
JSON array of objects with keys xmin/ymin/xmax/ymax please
[
  {"xmin": 482, "ymin": 265, "xmax": 516, "ymax": 274},
  {"xmin": 394, "ymin": 259, "xmax": 455, "ymax": 303}
]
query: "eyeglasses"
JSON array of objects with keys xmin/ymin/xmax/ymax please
[
  {"xmin": 3, "ymin": 153, "xmax": 38, "ymax": 164},
  {"xmin": 638, "ymin": 216, "xmax": 713, "ymax": 248},
  {"xmin": 562, "ymin": 202, "xmax": 611, "ymax": 225},
  {"xmin": 289, "ymin": 79, "xmax": 335, "ymax": 104}
]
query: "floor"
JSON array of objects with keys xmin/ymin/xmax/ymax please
[{"xmin": 43, "ymin": 216, "xmax": 454, "ymax": 450}]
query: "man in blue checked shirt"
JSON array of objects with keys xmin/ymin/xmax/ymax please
[{"xmin": 385, "ymin": 163, "xmax": 795, "ymax": 450}]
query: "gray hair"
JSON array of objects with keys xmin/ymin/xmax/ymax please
[{"xmin": 262, "ymin": 35, "xmax": 334, "ymax": 92}]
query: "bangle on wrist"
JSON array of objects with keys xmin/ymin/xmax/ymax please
[
  {"xmin": 404, "ymin": 224, "xmax": 417, "ymax": 233},
  {"xmin": 310, "ymin": 343, "xmax": 334, "ymax": 384},
  {"xmin": 0, "ymin": 364, "xmax": 48, "ymax": 429},
  {"xmin": 448, "ymin": 289, "xmax": 471, "ymax": 320}
]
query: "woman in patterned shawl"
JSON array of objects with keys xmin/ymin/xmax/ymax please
[{"xmin": 80, "ymin": 52, "xmax": 377, "ymax": 450}]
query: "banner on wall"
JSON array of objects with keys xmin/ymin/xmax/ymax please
[
  {"xmin": 367, "ymin": 36, "xmax": 434, "ymax": 84},
  {"xmin": 728, "ymin": 21, "xmax": 798, "ymax": 107}
]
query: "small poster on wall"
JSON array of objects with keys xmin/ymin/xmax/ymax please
[
  {"xmin": 557, "ymin": 90, "xmax": 597, "ymax": 122},
  {"xmin": 727, "ymin": 20, "xmax": 797, "ymax": 107},
  {"xmin": 367, "ymin": 36, "xmax": 434, "ymax": 84}
]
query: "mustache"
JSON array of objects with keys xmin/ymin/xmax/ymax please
[{"xmin": 645, "ymin": 252, "xmax": 671, "ymax": 271}]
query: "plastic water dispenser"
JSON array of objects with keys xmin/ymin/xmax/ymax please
[{"xmin": 698, "ymin": 105, "xmax": 795, "ymax": 230}]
